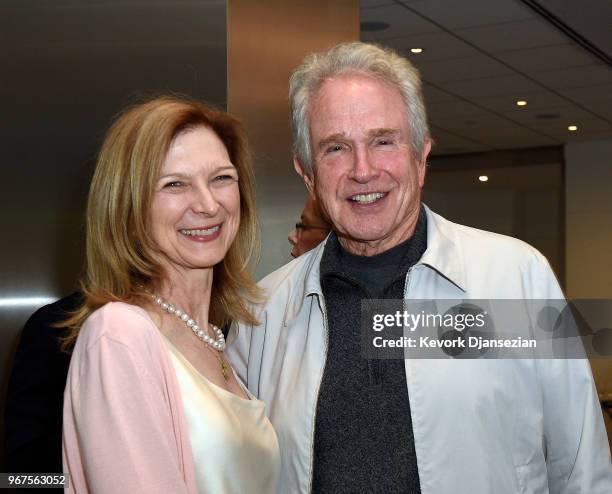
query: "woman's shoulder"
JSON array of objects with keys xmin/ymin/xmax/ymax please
[{"xmin": 79, "ymin": 301, "xmax": 159, "ymax": 350}]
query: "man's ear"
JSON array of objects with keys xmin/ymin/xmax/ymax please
[
  {"xmin": 293, "ymin": 156, "xmax": 315, "ymax": 196},
  {"xmin": 418, "ymin": 138, "xmax": 432, "ymax": 188}
]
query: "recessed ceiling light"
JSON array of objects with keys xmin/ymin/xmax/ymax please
[
  {"xmin": 410, "ymin": 48, "xmax": 424, "ymax": 54},
  {"xmin": 360, "ymin": 21, "xmax": 390, "ymax": 31},
  {"xmin": 516, "ymin": 100, "xmax": 527, "ymax": 106},
  {"xmin": 479, "ymin": 175, "xmax": 489, "ymax": 182},
  {"xmin": 568, "ymin": 125, "xmax": 578, "ymax": 131}
]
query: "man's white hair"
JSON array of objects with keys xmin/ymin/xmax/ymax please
[{"xmin": 289, "ymin": 42, "xmax": 430, "ymax": 175}]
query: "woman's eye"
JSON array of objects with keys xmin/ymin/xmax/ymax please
[
  {"xmin": 213, "ymin": 174, "xmax": 238, "ymax": 185},
  {"xmin": 163, "ymin": 181, "xmax": 184, "ymax": 188}
]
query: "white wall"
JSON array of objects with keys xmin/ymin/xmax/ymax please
[
  {"xmin": 565, "ymin": 138, "xmax": 612, "ymax": 446},
  {"xmin": 565, "ymin": 138, "xmax": 612, "ymax": 298}
]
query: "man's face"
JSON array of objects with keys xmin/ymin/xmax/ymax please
[
  {"xmin": 298, "ymin": 73, "xmax": 431, "ymax": 256},
  {"xmin": 288, "ymin": 196, "xmax": 330, "ymax": 257}
]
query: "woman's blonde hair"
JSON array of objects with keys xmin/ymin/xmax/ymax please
[{"xmin": 62, "ymin": 96, "xmax": 261, "ymax": 350}]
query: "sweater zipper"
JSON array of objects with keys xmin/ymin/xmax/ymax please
[
  {"xmin": 306, "ymin": 268, "xmax": 417, "ymax": 491},
  {"xmin": 307, "ymin": 293, "xmax": 329, "ymax": 493},
  {"xmin": 404, "ymin": 265, "xmax": 415, "ymax": 299},
  {"xmin": 306, "ymin": 266, "xmax": 414, "ymax": 491}
]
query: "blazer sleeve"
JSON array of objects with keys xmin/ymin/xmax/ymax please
[
  {"xmin": 528, "ymin": 254, "xmax": 612, "ymax": 492},
  {"xmin": 62, "ymin": 314, "xmax": 191, "ymax": 494}
]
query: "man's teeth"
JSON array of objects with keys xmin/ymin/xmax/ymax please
[
  {"xmin": 180, "ymin": 226, "xmax": 220, "ymax": 236},
  {"xmin": 350, "ymin": 192, "xmax": 385, "ymax": 204}
]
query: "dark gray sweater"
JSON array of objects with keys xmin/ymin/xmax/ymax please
[{"xmin": 312, "ymin": 209, "xmax": 427, "ymax": 493}]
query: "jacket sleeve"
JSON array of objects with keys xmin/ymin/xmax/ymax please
[
  {"xmin": 527, "ymin": 253, "xmax": 612, "ymax": 492},
  {"xmin": 62, "ymin": 329, "xmax": 191, "ymax": 494},
  {"xmin": 226, "ymin": 321, "xmax": 253, "ymax": 387}
]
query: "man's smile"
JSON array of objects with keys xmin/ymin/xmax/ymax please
[{"xmin": 349, "ymin": 192, "xmax": 387, "ymax": 204}]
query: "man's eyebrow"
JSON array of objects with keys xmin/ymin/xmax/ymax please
[
  {"xmin": 368, "ymin": 128, "xmax": 400, "ymax": 138},
  {"xmin": 317, "ymin": 133, "xmax": 347, "ymax": 149},
  {"xmin": 317, "ymin": 129, "xmax": 400, "ymax": 148}
]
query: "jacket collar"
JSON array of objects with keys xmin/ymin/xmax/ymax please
[
  {"xmin": 282, "ymin": 204, "xmax": 467, "ymax": 326},
  {"xmin": 419, "ymin": 204, "xmax": 467, "ymax": 292},
  {"xmin": 281, "ymin": 236, "xmax": 327, "ymax": 327}
]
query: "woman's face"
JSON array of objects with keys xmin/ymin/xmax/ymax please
[{"xmin": 149, "ymin": 125, "xmax": 240, "ymax": 275}]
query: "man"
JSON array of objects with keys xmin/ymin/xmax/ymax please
[
  {"xmin": 228, "ymin": 42, "xmax": 611, "ymax": 493},
  {"xmin": 288, "ymin": 195, "xmax": 331, "ymax": 257}
]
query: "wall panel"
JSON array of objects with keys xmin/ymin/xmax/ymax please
[{"xmin": 227, "ymin": 0, "xmax": 360, "ymax": 279}]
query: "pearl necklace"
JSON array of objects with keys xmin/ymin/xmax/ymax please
[{"xmin": 151, "ymin": 294, "xmax": 226, "ymax": 352}]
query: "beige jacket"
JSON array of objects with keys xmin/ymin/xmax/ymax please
[{"xmin": 228, "ymin": 206, "xmax": 612, "ymax": 494}]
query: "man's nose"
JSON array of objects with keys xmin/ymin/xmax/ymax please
[
  {"xmin": 348, "ymin": 147, "xmax": 378, "ymax": 183},
  {"xmin": 288, "ymin": 229, "xmax": 298, "ymax": 247}
]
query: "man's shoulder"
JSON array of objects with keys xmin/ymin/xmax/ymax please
[
  {"xmin": 424, "ymin": 209, "xmax": 564, "ymax": 298},
  {"xmin": 432, "ymin": 210, "xmax": 547, "ymax": 266}
]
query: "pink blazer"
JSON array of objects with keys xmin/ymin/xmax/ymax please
[{"xmin": 62, "ymin": 302, "xmax": 199, "ymax": 493}]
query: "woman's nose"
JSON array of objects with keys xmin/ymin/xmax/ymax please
[{"xmin": 192, "ymin": 186, "xmax": 220, "ymax": 216}]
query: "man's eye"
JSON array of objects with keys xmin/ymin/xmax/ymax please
[
  {"xmin": 326, "ymin": 144, "xmax": 344, "ymax": 153},
  {"xmin": 376, "ymin": 139, "xmax": 393, "ymax": 146}
]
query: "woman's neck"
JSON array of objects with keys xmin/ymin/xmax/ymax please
[{"xmin": 155, "ymin": 266, "xmax": 214, "ymax": 327}]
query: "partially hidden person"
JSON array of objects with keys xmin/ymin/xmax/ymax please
[
  {"xmin": 288, "ymin": 195, "xmax": 331, "ymax": 257},
  {"xmin": 5, "ymin": 292, "xmax": 81, "ymax": 490}
]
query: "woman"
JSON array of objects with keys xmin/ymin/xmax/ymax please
[{"xmin": 62, "ymin": 96, "xmax": 280, "ymax": 493}]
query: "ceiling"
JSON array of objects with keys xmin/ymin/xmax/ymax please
[{"xmin": 360, "ymin": 0, "xmax": 612, "ymax": 155}]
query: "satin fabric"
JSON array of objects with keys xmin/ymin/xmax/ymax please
[{"xmin": 165, "ymin": 339, "xmax": 280, "ymax": 493}]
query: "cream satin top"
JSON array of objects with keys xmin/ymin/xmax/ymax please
[{"xmin": 165, "ymin": 339, "xmax": 280, "ymax": 493}]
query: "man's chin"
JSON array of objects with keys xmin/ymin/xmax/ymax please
[{"xmin": 340, "ymin": 227, "xmax": 388, "ymax": 243}]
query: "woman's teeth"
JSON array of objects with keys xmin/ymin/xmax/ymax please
[
  {"xmin": 180, "ymin": 226, "xmax": 220, "ymax": 236},
  {"xmin": 350, "ymin": 192, "xmax": 385, "ymax": 204}
]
